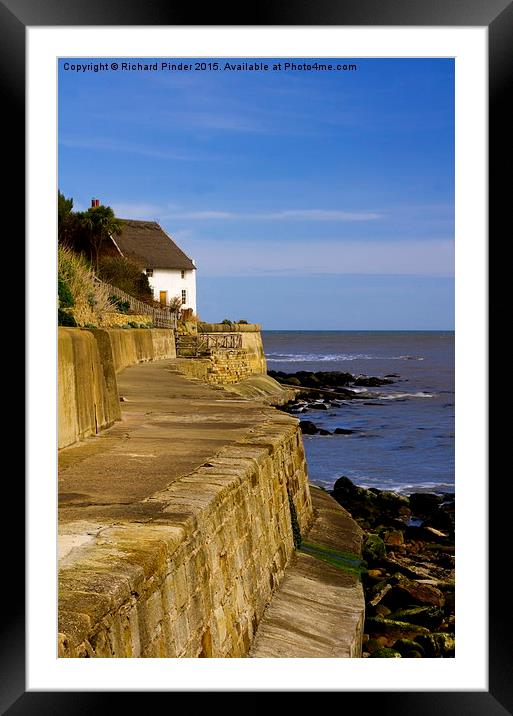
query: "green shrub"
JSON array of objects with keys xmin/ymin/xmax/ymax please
[
  {"xmin": 127, "ymin": 321, "xmax": 139, "ymax": 328},
  {"xmin": 58, "ymin": 276, "xmax": 74, "ymax": 308},
  {"xmin": 237, "ymin": 319, "xmax": 248, "ymax": 324},
  {"xmin": 58, "ymin": 308, "xmax": 77, "ymax": 326},
  {"xmin": 109, "ymin": 295, "xmax": 130, "ymax": 314},
  {"xmin": 221, "ymin": 318, "xmax": 233, "ymax": 325}
]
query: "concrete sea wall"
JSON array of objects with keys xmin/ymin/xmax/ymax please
[
  {"xmin": 58, "ymin": 327, "xmax": 176, "ymax": 449},
  {"xmin": 58, "ymin": 418, "xmax": 313, "ymax": 658},
  {"xmin": 107, "ymin": 327, "xmax": 176, "ymax": 373}
]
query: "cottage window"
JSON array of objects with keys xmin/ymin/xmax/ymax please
[
  {"xmin": 146, "ymin": 268, "xmax": 153, "ymax": 277},
  {"xmin": 181, "ymin": 290, "xmax": 187, "ymax": 305},
  {"xmin": 181, "ymin": 270, "xmax": 185, "ymax": 279}
]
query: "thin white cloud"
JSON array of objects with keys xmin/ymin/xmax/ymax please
[
  {"xmin": 163, "ymin": 209, "xmax": 381, "ymax": 222},
  {"xmin": 59, "ymin": 137, "xmax": 209, "ymax": 162},
  {"xmin": 166, "ymin": 211, "xmax": 235, "ymax": 220},
  {"xmin": 185, "ymin": 238, "xmax": 454, "ymax": 277}
]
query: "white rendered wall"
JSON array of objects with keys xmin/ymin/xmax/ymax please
[{"xmin": 146, "ymin": 268, "xmax": 197, "ymax": 313}]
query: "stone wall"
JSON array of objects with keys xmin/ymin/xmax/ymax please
[
  {"xmin": 174, "ymin": 350, "xmax": 251, "ymax": 385},
  {"xmin": 58, "ymin": 418, "xmax": 313, "ymax": 657},
  {"xmin": 103, "ymin": 313, "xmax": 153, "ymax": 327},
  {"xmin": 58, "ymin": 327, "xmax": 176, "ymax": 449},
  {"xmin": 198, "ymin": 324, "xmax": 267, "ymax": 375}
]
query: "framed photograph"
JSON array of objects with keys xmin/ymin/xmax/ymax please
[{"xmin": 4, "ymin": 0, "xmax": 507, "ymax": 710}]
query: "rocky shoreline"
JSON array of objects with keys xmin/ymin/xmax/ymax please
[
  {"xmin": 331, "ymin": 476, "xmax": 455, "ymax": 658},
  {"xmin": 271, "ymin": 369, "xmax": 455, "ymax": 658},
  {"xmin": 270, "ymin": 368, "xmax": 399, "ymax": 435}
]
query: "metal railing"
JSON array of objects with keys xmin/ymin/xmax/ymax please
[
  {"xmin": 94, "ymin": 277, "xmax": 178, "ymax": 329},
  {"xmin": 203, "ymin": 333, "xmax": 242, "ymax": 350},
  {"xmin": 176, "ymin": 332, "xmax": 243, "ymax": 357}
]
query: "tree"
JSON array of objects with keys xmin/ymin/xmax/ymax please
[
  {"xmin": 81, "ymin": 203, "xmax": 122, "ymax": 271},
  {"xmin": 58, "ymin": 191, "xmax": 78, "ymax": 247},
  {"xmin": 97, "ymin": 255, "xmax": 153, "ymax": 303}
]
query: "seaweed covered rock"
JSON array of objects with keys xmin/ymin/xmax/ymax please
[
  {"xmin": 363, "ymin": 533, "xmax": 387, "ymax": 563},
  {"xmin": 365, "ymin": 616, "xmax": 430, "ymax": 642},
  {"xmin": 370, "ymin": 648, "xmax": 402, "ymax": 658},
  {"xmin": 415, "ymin": 633, "xmax": 455, "ymax": 657},
  {"xmin": 393, "ymin": 638, "xmax": 426, "ymax": 657},
  {"xmin": 390, "ymin": 606, "xmax": 444, "ymax": 630}
]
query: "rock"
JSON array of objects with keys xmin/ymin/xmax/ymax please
[
  {"xmin": 423, "ymin": 508, "xmax": 455, "ymax": 533},
  {"xmin": 312, "ymin": 371, "xmax": 354, "ymax": 387},
  {"xmin": 282, "ymin": 376, "xmax": 301, "ymax": 386},
  {"xmin": 405, "ymin": 525, "xmax": 450, "ymax": 543},
  {"xmin": 367, "ymin": 569, "xmax": 385, "ymax": 579},
  {"xmin": 334, "ymin": 427, "xmax": 354, "ymax": 435},
  {"xmin": 415, "ymin": 633, "xmax": 455, "ymax": 657},
  {"xmin": 409, "ymin": 492, "xmax": 443, "ymax": 518},
  {"xmin": 390, "ymin": 606, "xmax": 444, "ymax": 630},
  {"xmin": 299, "ymin": 420, "xmax": 318, "ymax": 435},
  {"xmin": 332, "ymin": 475, "xmax": 360, "ymax": 496},
  {"xmin": 391, "ymin": 574, "xmax": 445, "ymax": 608},
  {"xmin": 318, "ymin": 428, "xmax": 331, "ymax": 436},
  {"xmin": 370, "ymin": 648, "xmax": 402, "ymax": 658},
  {"xmin": 384, "ymin": 530, "xmax": 405, "ymax": 547},
  {"xmin": 353, "ymin": 376, "xmax": 394, "ymax": 387},
  {"xmin": 381, "ymin": 556, "xmax": 432, "ymax": 580},
  {"xmin": 374, "ymin": 604, "xmax": 392, "ymax": 618},
  {"xmin": 422, "ymin": 526, "xmax": 449, "ymax": 539},
  {"xmin": 375, "ymin": 491, "xmax": 410, "ymax": 512},
  {"xmin": 314, "ymin": 403, "xmax": 329, "ymax": 410},
  {"xmin": 363, "ymin": 534, "xmax": 387, "ymax": 563},
  {"xmin": 393, "ymin": 638, "xmax": 426, "ymax": 657},
  {"xmin": 366, "ymin": 638, "xmax": 382, "ymax": 654},
  {"xmin": 369, "ymin": 582, "xmax": 392, "ymax": 607},
  {"xmin": 365, "ymin": 616, "xmax": 430, "ymax": 642}
]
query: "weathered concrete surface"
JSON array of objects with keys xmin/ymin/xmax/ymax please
[
  {"xmin": 58, "ymin": 327, "xmax": 176, "ymax": 449},
  {"xmin": 106, "ymin": 327, "xmax": 176, "ymax": 373},
  {"xmin": 249, "ymin": 487, "xmax": 365, "ymax": 658},
  {"xmin": 58, "ymin": 360, "xmax": 313, "ymax": 657},
  {"xmin": 58, "ymin": 328, "xmax": 120, "ymax": 449},
  {"xmin": 222, "ymin": 374, "xmax": 298, "ymax": 405}
]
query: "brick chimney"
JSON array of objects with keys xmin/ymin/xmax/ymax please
[{"xmin": 91, "ymin": 198, "xmax": 100, "ymax": 208}]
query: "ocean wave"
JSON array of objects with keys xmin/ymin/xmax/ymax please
[
  {"xmin": 380, "ymin": 391, "xmax": 434, "ymax": 400},
  {"xmin": 310, "ymin": 478, "xmax": 454, "ymax": 496},
  {"xmin": 266, "ymin": 352, "xmax": 424, "ymax": 362}
]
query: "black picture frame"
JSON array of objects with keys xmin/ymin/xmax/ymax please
[{"xmin": 5, "ymin": 0, "xmax": 508, "ymax": 711}]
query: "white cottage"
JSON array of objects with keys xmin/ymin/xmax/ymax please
[{"xmin": 112, "ymin": 219, "xmax": 197, "ymax": 314}]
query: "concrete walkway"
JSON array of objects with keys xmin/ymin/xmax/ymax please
[
  {"xmin": 249, "ymin": 487, "xmax": 365, "ymax": 658},
  {"xmin": 59, "ymin": 359, "xmax": 278, "ymax": 547}
]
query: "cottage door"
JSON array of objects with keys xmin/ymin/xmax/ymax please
[{"xmin": 159, "ymin": 290, "xmax": 168, "ymax": 306}]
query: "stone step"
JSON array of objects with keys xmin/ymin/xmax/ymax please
[{"xmin": 249, "ymin": 487, "xmax": 365, "ymax": 658}]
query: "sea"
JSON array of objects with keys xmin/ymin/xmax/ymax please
[{"xmin": 262, "ymin": 331, "xmax": 454, "ymax": 496}]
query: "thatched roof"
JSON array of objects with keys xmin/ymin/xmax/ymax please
[{"xmin": 113, "ymin": 219, "xmax": 195, "ymax": 270}]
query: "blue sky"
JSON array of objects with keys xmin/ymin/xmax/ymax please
[{"xmin": 58, "ymin": 58, "xmax": 454, "ymax": 329}]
